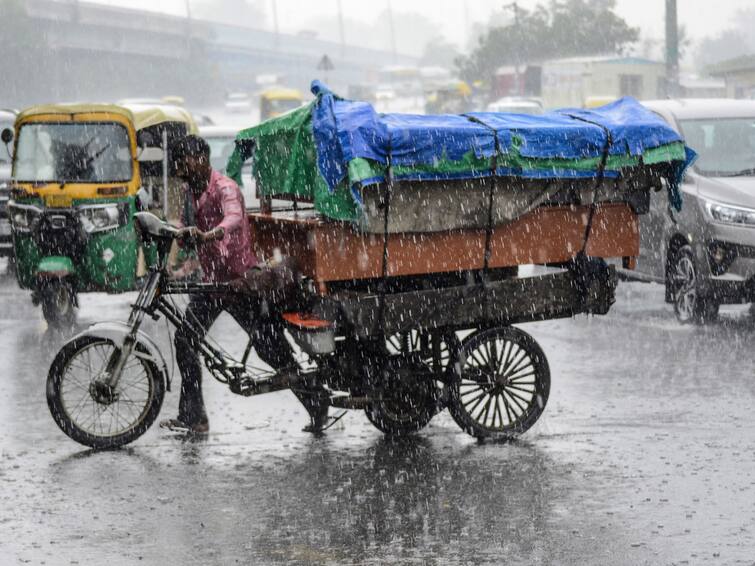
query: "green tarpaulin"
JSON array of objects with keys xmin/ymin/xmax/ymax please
[{"xmin": 227, "ymin": 102, "xmax": 359, "ymax": 221}]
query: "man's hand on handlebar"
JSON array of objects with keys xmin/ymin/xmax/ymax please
[{"xmin": 177, "ymin": 226, "xmax": 225, "ymax": 245}]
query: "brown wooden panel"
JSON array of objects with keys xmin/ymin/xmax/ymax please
[
  {"xmin": 249, "ymin": 214, "xmax": 318, "ymax": 278},
  {"xmin": 249, "ymin": 203, "xmax": 639, "ymax": 285},
  {"xmin": 584, "ymin": 204, "xmax": 640, "ymax": 258},
  {"xmin": 488, "ymin": 206, "xmax": 586, "ymax": 267},
  {"xmin": 313, "ymin": 227, "xmax": 487, "ymax": 280}
]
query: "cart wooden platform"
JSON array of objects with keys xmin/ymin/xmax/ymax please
[{"xmin": 249, "ymin": 202, "xmax": 637, "ymax": 295}]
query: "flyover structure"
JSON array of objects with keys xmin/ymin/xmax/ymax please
[{"xmin": 17, "ymin": 0, "xmax": 416, "ymax": 105}]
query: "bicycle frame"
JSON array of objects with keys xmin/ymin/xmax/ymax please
[{"xmin": 101, "ymin": 250, "xmax": 280, "ymax": 396}]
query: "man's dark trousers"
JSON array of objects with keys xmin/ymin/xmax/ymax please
[{"xmin": 174, "ymin": 293, "xmax": 295, "ymax": 425}]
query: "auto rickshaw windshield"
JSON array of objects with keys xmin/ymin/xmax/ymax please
[{"xmin": 14, "ymin": 122, "xmax": 132, "ymax": 183}]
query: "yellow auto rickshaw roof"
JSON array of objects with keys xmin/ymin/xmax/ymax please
[
  {"xmin": 121, "ymin": 103, "xmax": 198, "ymax": 133},
  {"xmin": 583, "ymin": 96, "xmax": 617, "ymax": 109},
  {"xmin": 260, "ymin": 88, "xmax": 304, "ymax": 101},
  {"xmin": 17, "ymin": 103, "xmax": 134, "ymax": 123},
  {"xmin": 16, "ymin": 103, "xmax": 198, "ymax": 133}
]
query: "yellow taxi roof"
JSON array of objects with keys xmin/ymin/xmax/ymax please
[
  {"xmin": 260, "ymin": 88, "xmax": 303, "ymax": 101},
  {"xmin": 16, "ymin": 103, "xmax": 197, "ymax": 133}
]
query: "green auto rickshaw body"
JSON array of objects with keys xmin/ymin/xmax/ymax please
[{"xmin": 7, "ymin": 103, "xmax": 197, "ymax": 312}]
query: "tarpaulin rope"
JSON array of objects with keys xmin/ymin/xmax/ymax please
[
  {"xmin": 378, "ymin": 143, "xmax": 393, "ymax": 335},
  {"xmin": 463, "ymin": 114, "xmax": 502, "ymax": 321},
  {"xmin": 564, "ymin": 115, "xmax": 613, "ymax": 255},
  {"xmin": 483, "ymin": 131, "xmax": 500, "ymax": 276},
  {"xmin": 463, "ymin": 114, "xmax": 499, "ymax": 275}
]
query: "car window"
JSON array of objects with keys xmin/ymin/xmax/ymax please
[
  {"xmin": 679, "ymin": 118, "xmax": 755, "ymax": 177},
  {"xmin": 205, "ymin": 136, "xmax": 236, "ymax": 173}
]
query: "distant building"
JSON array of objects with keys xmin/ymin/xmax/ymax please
[
  {"xmin": 540, "ymin": 56, "xmax": 665, "ymax": 109},
  {"xmin": 678, "ymin": 74, "xmax": 726, "ymax": 99},
  {"xmin": 707, "ymin": 55, "xmax": 755, "ymax": 99},
  {"xmin": 493, "ymin": 65, "xmax": 541, "ymax": 98}
]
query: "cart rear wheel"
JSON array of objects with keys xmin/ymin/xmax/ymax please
[
  {"xmin": 365, "ymin": 355, "xmax": 438, "ymax": 436},
  {"xmin": 402, "ymin": 330, "xmax": 459, "ymax": 375},
  {"xmin": 385, "ymin": 330, "xmax": 461, "ymax": 412},
  {"xmin": 448, "ymin": 326, "xmax": 550, "ymax": 439}
]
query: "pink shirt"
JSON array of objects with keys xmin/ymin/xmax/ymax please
[{"xmin": 188, "ymin": 170, "xmax": 257, "ymax": 282}]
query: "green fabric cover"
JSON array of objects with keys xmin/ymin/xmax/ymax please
[{"xmin": 227, "ymin": 103, "xmax": 358, "ymax": 221}]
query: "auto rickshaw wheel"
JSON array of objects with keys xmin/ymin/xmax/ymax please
[
  {"xmin": 364, "ymin": 354, "xmax": 439, "ymax": 436},
  {"xmin": 448, "ymin": 326, "xmax": 550, "ymax": 440},
  {"xmin": 41, "ymin": 281, "xmax": 77, "ymax": 328}
]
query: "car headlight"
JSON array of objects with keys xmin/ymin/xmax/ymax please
[
  {"xmin": 704, "ymin": 200, "xmax": 755, "ymax": 227},
  {"xmin": 79, "ymin": 204, "xmax": 122, "ymax": 233},
  {"xmin": 8, "ymin": 203, "xmax": 40, "ymax": 233}
]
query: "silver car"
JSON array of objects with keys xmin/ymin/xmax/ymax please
[
  {"xmin": 0, "ymin": 109, "xmax": 17, "ymax": 259},
  {"xmin": 626, "ymin": 99, "xmax": 755, "ymax": 323}
]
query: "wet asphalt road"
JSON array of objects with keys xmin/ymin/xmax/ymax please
[{"xmin": 1, "ymin": 268, "xmax": 755, "ymax": 566}]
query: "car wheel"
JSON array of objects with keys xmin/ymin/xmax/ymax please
[{"xmin": 668, "ymin": 245, "xmax": 718, "ymax": 324}]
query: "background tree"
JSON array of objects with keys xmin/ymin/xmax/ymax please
[
  {"xmin": 694, "ymin": 7, "xmax": 755, "ymax": 70},
  {"xmin": 419, "ymin": 37, "xmax": 460, "ymax": 70},
  {"xmin": 456, "ymin": 0, "xmax": 638, "ymax": 84}
]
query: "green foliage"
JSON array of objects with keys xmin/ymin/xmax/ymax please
[
  {"xmin": 456, "ymin": 0, "xmax": 639, "ymax": 82},
  {"xmin": 420, "ymin": 37, "xmax": 461, "ymax": 70}
]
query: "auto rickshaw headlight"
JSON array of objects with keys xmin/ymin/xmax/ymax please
[
  {"xmin": 79, "ymin": 204, "xmax": 122, "ymax": 233},
  {"xmin": 8, "ymin": 203, "xmax": 40, "ymax": 233}
]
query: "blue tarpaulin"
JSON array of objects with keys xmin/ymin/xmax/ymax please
[{"xmin": 309, "ymin": 81, "xmax": 694, "ymax": 210}]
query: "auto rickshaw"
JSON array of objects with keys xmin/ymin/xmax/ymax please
[
  {"xmin": 259, "ymin": 88, "xmax": 304, "ymax": 121},
  {"xmin": 424, "ymin": 81, "xmax": 473, "ymax": 114},
  {"xmin": 2, "ymin": 103, "xmax": 197, "ymax": 326},
  {"xmin": 583, "ymin": 95, "xmax": 617, "ymax": 109}
]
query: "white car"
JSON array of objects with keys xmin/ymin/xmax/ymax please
[
  {"xmin": 486, "ymin": 97, "xmax": 544, "ymax": 115},
  {"xmin": 225, "ymin": 93, "xmax": 252, "ymax": 114}
]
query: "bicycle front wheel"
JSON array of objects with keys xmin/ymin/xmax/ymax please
[{"xmin": 47, "ymin": 336, "xmax": 165, "ymax": 449}]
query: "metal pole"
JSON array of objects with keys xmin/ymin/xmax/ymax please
[
  {"xmin": 386, "ymin": 0, "xmax": 397, "ymax": 64},
  {"xmin": 162, "ymin": 130, "xmax": 169, "ymax": 220},
  {"xmin": 665, "ymin": 0, "xmax": 679, "ymax": 97},
  {"xmin": 184, "ymin": 0, "xmax": 192, "ymax": 55},
  {"xmin": 504, "ymin": 2, "xmax": 522, "ymax": 95},
  {"xmin": 271, "ymin": 0, "xmax": 280, "ymax": 52},
  {"xmin": 336, "ymin": 0, "xmax": 345, "ymax": 59},
  {"xmin": 462, "ymin": 0, "xmax": 471, "ymax": 49}
]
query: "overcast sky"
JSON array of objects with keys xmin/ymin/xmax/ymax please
[{"xmin": 97, "ymin": 0, "xmax": 754, "ymax": 51}]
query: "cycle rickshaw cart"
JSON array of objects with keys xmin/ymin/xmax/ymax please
[{"xmin": 46, "ymin": 83, "xmax": 693, "ymax": 447}]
